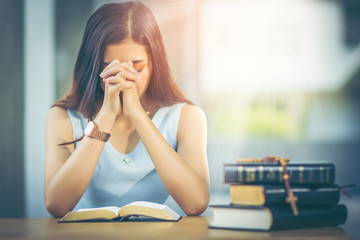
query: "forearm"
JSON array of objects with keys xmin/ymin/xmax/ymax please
[
  {"xmin": 45, "ymin": 137, "xmax": 105, "ymax": 216},
  {"xmin": 131, "ymin": 111, "xmax": 209, "ymax": 215},
  {"xmin": 45, "ymin": 114, "xmax": 114, "ymax": 217}
]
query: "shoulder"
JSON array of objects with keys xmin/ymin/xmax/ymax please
[
  {"xmin": 46, "ymin": 106, "xmax": 70, "ymax": 127},
  {"xmin": 179, "ymin": 104, "xmax": 206, "ymax": 123},
  {"xmin": 45, "ymin": 107, "xmax": 73, "ymax": 147},
  {"xmin": 178, "ymin": 104, "xmax": 207, "ymax": 138},
  {"xmin": 47, "ymin": 106, "xmax": 68, "ymax": 119}
]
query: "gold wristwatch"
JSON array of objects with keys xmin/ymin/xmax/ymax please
[{"xmin": 84, "ymin": 121, "xmax": 111, "ymax": 142}]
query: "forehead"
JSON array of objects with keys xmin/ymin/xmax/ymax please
[{"xmin": 103, "ymin": 40, "xmax": 148, "ymax": 63}]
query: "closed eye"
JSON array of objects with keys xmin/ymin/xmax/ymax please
[{"xmin": 137, "ymin": 68, "xmax": 144, "ymax": 73}]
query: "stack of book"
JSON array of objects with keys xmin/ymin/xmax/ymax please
[{"xmin": 209, "ymin": 159, "xmax": 348, "ymax": 231}]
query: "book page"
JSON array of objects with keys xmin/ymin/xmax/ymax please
[
  {"xmin": 125, "ymin": 201, "xmax": 166, "ymax": 210},
  {"xmin": 120, "ymin": 201, "xmax": 181, "ymax": 221},
  {"xmin": 76, "ymin": 206, "xmax": 120, "ymax": 215}
]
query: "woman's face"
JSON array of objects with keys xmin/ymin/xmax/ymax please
[{"xmin": 102, "ymin": 39, "xmax": 152, "ymax": 99}]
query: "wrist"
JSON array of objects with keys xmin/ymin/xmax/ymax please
[
  {"xmin": 94, "ymin": 110, "xmax": 116, "ymax": 132},
  {"xmin": 84, "ymin": 121, "xmax": 111, "ymax": 142},
  {"xmin": 128, "ymin": 108, "xmax": 148, "ymax": 124}
]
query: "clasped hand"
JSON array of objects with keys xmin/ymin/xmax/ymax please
[{"xmin": 99, "ymin": 60, "xmax": 143, "ymax": 119}]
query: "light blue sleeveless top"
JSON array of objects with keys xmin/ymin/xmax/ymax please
[{"xmin": 67, "ymin": 103, "xmax": 186, "ymax": 215}]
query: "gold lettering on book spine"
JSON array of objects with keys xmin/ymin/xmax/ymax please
[
  {"xmin": 246, "ymin": 167, "xmax": 256, "ymax": 182},
  {"xmin": 267, "ymin": 168, "xmax": 275, "ymax": 181},
  {"xmin": 278, "ymin": 166, "xmax": 283, "ymax": 182},
  {"xmin": 299, "ymin": 167, "xmax": 304, "ymax": 183},
  {"xmin": 320, "ymin": 167, "xmax": 324, "ymax": 183},
  {"xmin": 326, "ymin": 168, "xmax": 330, "ymax": 183},
  {"xmin": 258, "ymin": 166, "xmax": 264, "ymax": 181},
  {"xmin": 309, "ymin": 169, "xmax": 314, "ymax": 182},
  {"xmin": 238, "ymin": 166, "xmax": 243, "ymax": 182}
]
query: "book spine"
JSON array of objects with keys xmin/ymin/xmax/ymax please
[
  {"xmin": 271, "ymin": 204, "xmax": 347, "ymax": 230},
  {"xmin": 224, "ymin": 163, "xmax": 335, "ymax": 185},
  {"xmin": 264, "ymin": 185, "xmax": 340, "ymax": 205}
]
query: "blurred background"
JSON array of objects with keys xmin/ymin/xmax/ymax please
[{"xmin": 1, "ymin": 0, "xmax": 359, "ymax": 237}]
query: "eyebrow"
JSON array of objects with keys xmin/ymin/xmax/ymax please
[{"xmin": 103, "ymin": 59, "xmax": 145, "ymax": 65}]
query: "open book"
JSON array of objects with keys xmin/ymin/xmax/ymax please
[{"xmin": 58, "ymin": 201, "xmax": 181, "ymax": 222}]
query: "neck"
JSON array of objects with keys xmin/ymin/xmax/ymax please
[{"xmin": 139, "ymin": 93, "xmax": 160, "ymax": 119}]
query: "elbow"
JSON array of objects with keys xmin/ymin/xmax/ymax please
[
  {"xmin": 183, "ymin": 194, "xmax": 209, "ymax": 216},
  {"xmin": 45, "ymin": 195, "xmax": 71, "ymax": 218}
]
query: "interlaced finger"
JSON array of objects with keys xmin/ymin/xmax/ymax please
[
  {"xmin": 100, "ymin": 61, "xmax": 139, "ymax": 80},
  {"xmin": 109, "ymin": 81, "xmax": 136, "ymax": 94}
]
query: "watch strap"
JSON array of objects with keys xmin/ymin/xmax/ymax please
[{"xmin": 87, "ymin": 121, "xmax": 111, "ymax": 142}]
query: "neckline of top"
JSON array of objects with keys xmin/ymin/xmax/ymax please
[{"xmin": 106, "ymin": 105, "xmax": 168, "ymax": 156}]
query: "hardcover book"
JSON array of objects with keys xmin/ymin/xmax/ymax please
[
  {"xmin": 230, "ymin": 184, "xmax": 340, "ymax": 206},
  {"xmin": 209, "ymin": 204, "xmax": 347, "ymax": 231},
  {"xmin": 58, "ymin": 201, "xmax": 181, "ymax": 223},
  {"xmin": 224, "ymin": 161, "xmax": 335, "ymax": 185}
]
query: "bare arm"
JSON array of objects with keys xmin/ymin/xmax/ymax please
[
  {"xmin": 45, "ymin": 61, "xmax": 139, "ymax": 217},
  {"xmin": 44, "ymin": 107, "xmax": 114, "ymax": 217},
  {"xmin": 129, "ymin": 104, "xmax": 210, "ymax": 216}
]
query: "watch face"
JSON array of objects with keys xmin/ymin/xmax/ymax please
[{"xmin": 84, "ymin": 121, "xmax": 95, "ymax": 135}]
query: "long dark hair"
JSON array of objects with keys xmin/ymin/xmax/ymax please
[{"xmin": 54, "ymin": 1, "xmax": 190, "ymax": 119}]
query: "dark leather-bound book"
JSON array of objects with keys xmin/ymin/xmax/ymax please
[
  {"xmin": 224, "ymin": 161, "xmax": 335, "ymax": 186},
  {"xmin": 209, "ymin": 204, "xmax": 347, "ymax": 231}
]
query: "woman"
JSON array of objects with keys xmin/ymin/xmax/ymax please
[{"xmin": 44, "ymin": 1, "xmax": 209, "ymax": 217}]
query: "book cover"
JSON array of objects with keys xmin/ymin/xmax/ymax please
[
  {"xmin": 224, "ymin": 161, "xmax": 335, "ymax": 185},
  {"xmin": 209, "ymin": 204, "xmax": 347, "ymax": 231},
  {"xmin": 58, "ymin": 201, "xmax": 182, "ymax": 223},
  {"xmin": 230, "ymin": 184, "xmax": 340, "ymax": 206}
]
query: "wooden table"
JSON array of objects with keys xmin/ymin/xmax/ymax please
[{"xmin": 0, "ymin": 217, "xmax": 353, "ymax": 240}]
